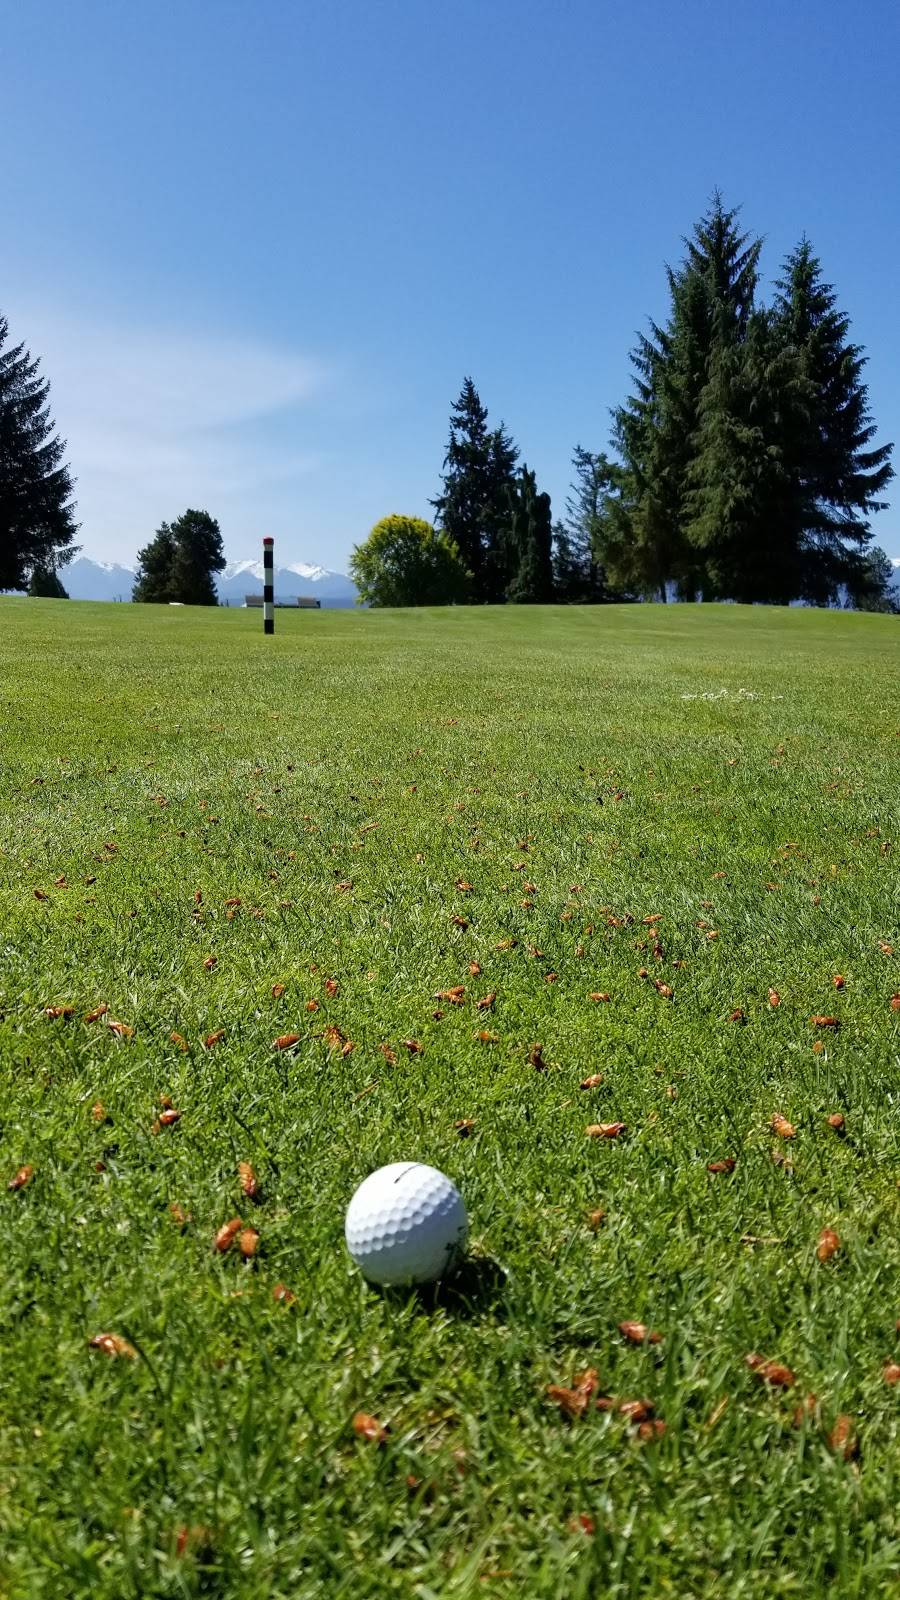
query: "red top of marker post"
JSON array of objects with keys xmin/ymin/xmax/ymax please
[{"xmin": 263, "ymin": 537, "xmax": 274, "ymax": 545}]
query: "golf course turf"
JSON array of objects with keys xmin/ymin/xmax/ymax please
[{"xmin": 0, "ymin": 597, "xmax": 898, "ymax": 1597}]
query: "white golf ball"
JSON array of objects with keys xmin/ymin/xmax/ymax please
[{"xmin": 345, "ymin": 1162, "xmax": 468, "ymax": 1286}]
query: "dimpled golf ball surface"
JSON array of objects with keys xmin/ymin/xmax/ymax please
[{"xmin": 345, "ymin": 1163, "xmax": 468, "ymax": 1286}]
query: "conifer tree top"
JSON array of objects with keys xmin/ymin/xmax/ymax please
[{"xmin": 0, "ymin": 311, "xmax": 78, "ymax": 591}]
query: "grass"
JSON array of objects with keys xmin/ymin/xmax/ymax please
[{"xmin": 0, "ymin": 596, "xmax": 898, "ymax": 1599}]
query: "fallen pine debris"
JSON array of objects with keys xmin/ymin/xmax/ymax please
[
  {"xmin": 89, "ymin": 1332, "xmax": 137, "ymax": 1359},
  {"xmin": 745, "ymin": 1353, "xmax": 794, "ymax": 1387}
]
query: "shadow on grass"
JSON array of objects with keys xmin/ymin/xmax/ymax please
[
  {"xmin": 416, "ymin": 1254, "xmax": 509, "ymax": 1318},
  {"xmin": 378, "ymin": 1254, "xmax": 509, "ymax": 1319}
]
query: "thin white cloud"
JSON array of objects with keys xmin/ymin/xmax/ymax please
[{"xmin": 4, "ymin": 302, "xmax": 329, "ymax": 564}]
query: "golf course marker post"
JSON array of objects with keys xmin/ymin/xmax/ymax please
[{"xmin": 263, "ymin": 536, "xmax": 274, "ymax": 634}]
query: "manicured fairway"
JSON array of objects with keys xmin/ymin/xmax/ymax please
[{"xmin": 1, "ymin": 597, "xmax": 898, "ymax": 1598}]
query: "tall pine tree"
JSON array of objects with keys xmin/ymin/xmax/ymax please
[
  {"xmin": 683, "ymin": 311, "xmax": 808, "ymax": 603},
  {"xmin": 608, "ymin": 205, "xmax": 894, "ymax": 606},
  {"xmin": 505, "ymin": 466, "xmax": 554, "ymax": 603},
  {"xmin": 132, "ymin": 524, "xmax": 178, "ymax": 603},
  {"xmin": 432, "ymin": 378, "xmax": 518, "ymax": 603},
  {"xmin": 772, "ymin": 241, "xmax": 894, "ymax": 603},
  {"xmin": 843, "ymin": 546, "xmax": 898, "ymax": 613},
  {"xmin": 0, "ymin": 313, "xmax": 78, "ymax": 591},
  {"xmin": 168, "ymin": 509, "xmax": 226, "ymax": 604},
  {"xmin": 611, "ymin": 196, "xmax": 763, "ymax": 599},
  {"xmin": 484, "ymin": 421, "xmax": 521, "ymax": 600},
  {"xmin": 553, "ymin": 446, "xmax": 618, "ymax": 601},
  {"xmin": 133, "ymin": 510, "xmax": 225, "ymax": 604},
  {"xmin": 551, "ymin": 523, "xmax": 583, "ymax": 602},
  {"xmin": 28, "ymin": 563, "xmax": 69, "ymax": 598}
]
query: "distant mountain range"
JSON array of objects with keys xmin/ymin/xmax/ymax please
[
  {"xmin": 61, "ymin": 558, "xmax": 139, "ymax": 601},
  {"xmin": 57, "ymin": 556, "xmax": 358, "ymax": 607},
  {"xmin": 5, "ymin": 554, "xmax": 898, "ymax": 607},
  {"xmin": 216, "ymin": 559, "xmax": 357, "ymax": 607}
]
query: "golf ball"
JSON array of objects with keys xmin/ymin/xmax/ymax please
[{"xmin": 345, "ymin": 1162, "xmax": 468, "ymax": 1286}]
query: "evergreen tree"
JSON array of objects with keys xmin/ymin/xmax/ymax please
[
  {"xmin": 555, "ymin": 446, "xmax": 620, "ymax": 601},
  {"xmin": 168, "ymin": 509, "xmax": 226, "ymax": 604},
  {"xmin": 0, "ymin": 313, "xmax": 78, "ymax": 591},
  {"xmin": 612, "ymin": 195, "xmax": 762, "ymax": 599},
  {"xmin": 432, "ymin": 378, "xmax": 518, "ymax": 602},
  {"xmin": 608, "ymin": 205, "xmax": 894, "ymax": 606},
  {"xmin": 27, "ymin": 563, "xmax": 69, "ymax": 598},
  {"xmin": 843, "ymin": 546, "xmax": 898, "ymax": 613},
  {"xmin": 132, "ymin": 523, "xmax": 178, "ymax": 603},
  {"xmin": 772, "ymin": 241, "xmax": 894, "ymax": 602},
  {"xmin": 551, "ymin": 523, "xmax": 583, "ymax": 602},
  {"xmin": 483, "ymin": 421, "xmax": 521, "ymax": 600},
  {"xmin": 602, "ymin": 407, "xmax": 668, "ymax": 600},
  {"xmin": 505, "ymin": 465, "xmax": 554, "ymax": 603},
  {"xmin": 683, "ymin": 312, "xmax": 808, "ymax": 602},
  {"xmin": 133, "ymin": 510, "xmax": 225, "ymax": 604}
]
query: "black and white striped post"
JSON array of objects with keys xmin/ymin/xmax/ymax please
[{"xmin": 262, "ymin": 536, "xmax": 274, "ymax": 634}]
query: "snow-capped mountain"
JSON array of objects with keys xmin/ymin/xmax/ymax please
[
  {"xmin": 216, "ymin": 560, "xmax": 357, "ymax": 606},
  {"xmin": 219, "ymin": 559, "xmax": 334, "ymax": 583},
  {"xmin": 48, "ymin": 555, "xmax": 358, "ymax": 606},
  {"xmin": 64, "ymin": 556, "xmax": 139, "ymax": 601}
]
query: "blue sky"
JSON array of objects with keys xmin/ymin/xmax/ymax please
[{"xmin": 3, "ymin": 0, "xmax": 898, "ymax": 569}]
